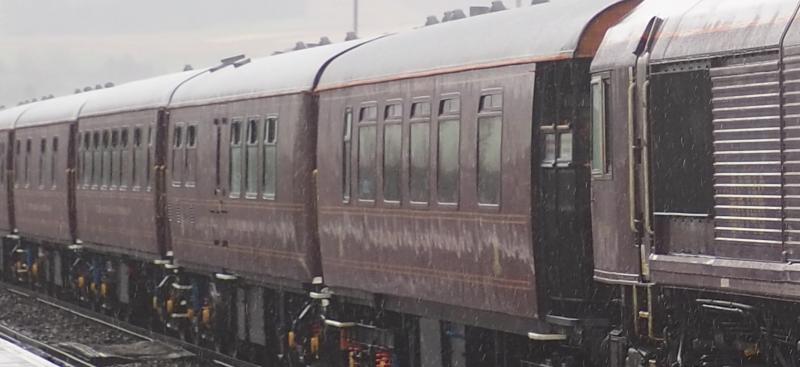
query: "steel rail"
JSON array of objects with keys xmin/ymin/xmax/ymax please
[{"xmin": 0, "ymin": 282, "xmax": 261, "ymax": 367}]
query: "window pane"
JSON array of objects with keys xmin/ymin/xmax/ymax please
[
  {"xmin": 343, "ymin": 110, "xmax": 353, "ymax": 201},
  {"xmin": 411, "ymin": 102, "xmax": 430, "ymax": 118},
  {"xmin": 358, "ymin": 125, "xmax": 377, "ymax": 200},
  {"xmin": 360, "ymin": 106, "xmax": 377, "ymax": 121},
  {"xmin": 146, "ymin": 127, "xmax": 152, "ymax": 189},
  {"xmin": 229, "ymin": 121, "xmax": 242, "ymax": 196},
  {"xmin": 559, "ymin": 132, "xmax": 573, "ymax": 163},
  {"xmin": 263, "ymin": 146, "xmax": 277, "ymax": 199},
  {"xmin": 187, "ymin": 125, "xmax": 196, "ymax": 148},
  {"xmin": 92, "ymin": 132, "xmax": 100, "ymax": 186},
  {"xmin": 245, "ymin": 119, "xmax": 259, "ymax": 196},
  {"xmin": 25, "ymin": 139, "xmax": 30, "ymax": 185},
  {"xmin": 383, "ymin": 124, "xmax": 402, "ymax": 202},
  {"xmin": 51, "ymin": 137, "xmax": 58, "ymax": 187},
  {"xmin": 410, "ymin": 122, "xmax": 429, "ymax": 203},
  {"xmin": 544, "ymin": 133, "xmax": 556, "ymax": 163},
  {"xmin": 437, "ymin": 119, "xmax": 459, "ymax": 203},
  {"xmin": 478, "ymin": 116, "xmax": 502, "ymax": 205},
  {"xmin": 102, "ymin": 131, "xmax": 110, "ymax": 187},
  {"xmin": 111, "ymin": 130, "xmax": 120, "ymax": 187},
  {"xmin": 39, "ymin": 138, "xmax": 46, "ymax": 187},
  {"xmin": 265, "ymin": 118, "xmax": 277, "ymax": 144},
  {"xmin": 439, "ymin": 98, "xmax": 460, "ymax": 115},
  {"xmin": 385, "ymin": 103, "xmax": 402, "ymax": 120},
  {"xmin": 185, "ymin": 125, "xmax": 197, "ymax": 187},
  {"xmin": 174, "ymin": 126, "xmax": 183, "ymax": 148},
  {"xmin": 591, "ymin": 81, "xmax": 606, "ymax": 173}
]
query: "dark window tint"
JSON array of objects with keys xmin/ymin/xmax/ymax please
[
  {"xmin": 229, "ymin": 120, "xmax": 243, "ymax": 197},
  {"xmin": 437, "ymin": 119, "xmax": 459, "ymax": 204},
  {"xmin": 358, "ymin": 125, "xmax": 377, "ymax": 200},
  {"xmin": 111, "ymin": 130, "xmax": 120, "ymax": 187},
  {"xmin": 478, "ymin": 116, "xmax": 502, "ymax": 205},
  {"xmin": 25, "ymin": 138, "xmax": 31, "ymax": 185},
  {"xmin": 245, "ymin": 118, "xmax": 259, "ymax": 197},
  {"xmin": 185, "ymin": 125, "xmax": 197, "ymax": 187},
  {"xmin": 383, "ymin": 124, "xmax": 402, "ymax": 202},
  {"xmin": 174, "ymin": 126, "xmax": 183, "ymax": 148},
  {"xmin": 409, "ymin": 122, "xmax": 429, "ymax": 203},
  {"xmin": 132, "ymin": 128, "xmax": 142, "ymax": 188},
  {"xmin": 187, "ymin": 125, "xmax": 197, "ymax": 148},
  {"xmin": 146, "ymin": 126, "xmax": 152, "ymax": 190},
  {"xmin": 263, "ymin": 117, "xmax": 278, "ymax": 199},
  {"xmin": 92, "ymin": 132, "xmax": 101, "ymax": 187},
  {"xmin": 38, "ymin": 138, "xmax": 46, "ymax": 187},
  {"xmin": 591, "ymin": 79, "xmax": 608, "ymax": 175},
  {"xmin": 411, "ymin": 102, "xmax": 431, "ymax": 118},
  {"xmin": 342, "ymin": 109, "xmax": 353, "ymax": 201},
  {"xmin": 102, "ymin": 130, "xmax": 110, "ymax": 187}
]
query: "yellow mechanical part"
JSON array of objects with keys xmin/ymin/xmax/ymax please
[
  {"xmin": 288, "ymin": 331, "xmax": 296, "ymax": 348},
  {"xmin": 187, "ymin": 308, "xmax": 195, "ymax": 321},
  {"xmin": 100, "ymin": 283, "xmax": 108, "ymax": 298},
  {"xmin": 349, "ymin": 351, "xmax": 356, "ymax": 367},
  {"xmin": 201, "ymin": 306, "xmax": 212, "ymax": 325},
  {"xmin": 166, "ymin": 298, "xmax": 175, "ymax": 314},
  {"xmin": 310, "ymin": 336, "xmax": 319, "ymax": 355},
  {"xmin": 77, "ymin": 276, "xmax": 86, "ymax": 289},
  {"xmin": 31, "ymin": 263, "xmax": 38, "ymax": 278}
]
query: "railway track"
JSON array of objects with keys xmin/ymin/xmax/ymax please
[{"xmin": 0, "ymin": 281, "xmax": 261, "ymax": 367}]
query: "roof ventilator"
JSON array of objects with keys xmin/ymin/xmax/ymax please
[
  {"xmin": 490, "ymin": 1, "xmax": 507, "ymax": 12},
  {"xmin": 425, "ymin": 15, "xmax": 440, "ymax": 25},
  {"xmin": 470, "ymin": 7, "xmax": 490, "ymax": 16}
]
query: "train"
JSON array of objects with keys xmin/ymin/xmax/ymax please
[{"xmin": 2, "ymin": 0, "xmax": 800, "ymax": 366}]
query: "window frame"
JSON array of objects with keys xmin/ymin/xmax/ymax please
[
  {"xmin": 342, "ymin": 107, "xmax": 353, "ymax": 204},
  {"xmin": 382, "ymin": 99, "xmax": 404, "ymax": 206},
  {"xmin": 38, "ymin": 137, "xmax": 46, "ymax": 189},
  {"xmin": 477, "ymin": 89, "xmax": 504, "ymax": 209},
  {"xmin": 228, "ymin": 118, "xmax": 244, "ymax": 198},
  {"xmin": 408, "ymin": 97, "xmax": 432, "ymax": 208},
  {"xmin": 50, "ymin": 136, "xmax": 58, "ymax": 189},
  {"xmin": 357, "ymin": 102, "xmax": 379, "ymax": 205},
  {"xmin": 262, "ymin": 115, "xmax": 278, "ymax": 200},
  {"xmin": 184, "ymin": 123, "xmax": 198, "ymax": 188},
  {"xmin": 244, "ymin": 116, "xmax": 261, "ymax": 199},
  {"xmin": 436, "ymin": 93, "xmax": 461, "ymax": 208},
  {"xmin": 591, "ymin": 75, "xmax": 611, "ymax": 178}
]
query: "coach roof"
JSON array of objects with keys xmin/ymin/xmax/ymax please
[
  {"xmin": 170, "ymin": 39, "xmax": 371, "ymax": 107},
  {"xmin": 593, "ymin": 0, "xmax": 799, "ymax": 71},
  {"xmin": 80, "ymin": 69, "xmax": 205, "ymax": 118},
  {"xmin": 15, "ymin": 91, "xmax": 105, "ymax": 128},
  {"xmin": 0, "ymin": 105, "xmax": 31, "ymax": 131},
  {"xmin": 317, "ymin": 0, "xmax": 637, "ymax": 89}
]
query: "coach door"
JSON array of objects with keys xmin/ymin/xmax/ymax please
[
  {"xmin": 211, "ymin": 110, "xmax": 232, "ymax": 249},
  {"xmin": 534, "ymin": 61, "xmax": 594, "ymax": 302}
]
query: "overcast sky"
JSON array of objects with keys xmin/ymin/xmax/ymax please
[{"xmin": 0, "ymin": 0, "xmax": 527, "ymax": 109}]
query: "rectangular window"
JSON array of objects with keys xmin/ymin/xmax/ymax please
[
  {"xmin": 82, "ymin": 132, "xmax": 90, "ymax": 187},
  {"xmin": 229, "ymin": 120, "xmax": 243, "ymax": 197},
  {"xmin": 591, "ymin": 78, "xmax": 609, "ymax": 175},
  {"xmin": 478, "ymin": 116, "xmax": 502, "ymax": 205},
  {"xmin": 0, "ymin": 143, "xmax": 6, "ymax": 186},
  {"xmin": 171, "ymin": 125, "xmax": 183, "ymax": 187},
  {"xmin": 102, "ymin": 130, "xmax": 110, "ymax": 188},
  {"xmin": 384, "ymin": 103, "xmax": 403, "ymax": 120},
  {"xmin": 245, "ymin": 118, "xmax": 259, "ymax": 198},
  {"xmin": 262, "ymin": 117, "xmax": 277, "ymax": 199},
  {"xmin": 342, "ymin": 109, "xmax": 353, "ymax": 202},
  {"xmin": 558, "ymin": 132, "xmax": 573, "ymax": 163},
  {"xmin": 185, "ymin": 124, "xmax": 197, "ymax": 187},
  {"xmin": 409, "ymin": 121, "xmax": 430, "ymax": 203},
  {"xmin": 14, "ymin": 140, "xmax": 20, "ymax": 186},
  {"xmin": 358, "ymin": 105, "xmax": 377, "ymax": 201},
  {"xmin": 132, "ymin": 128, "xmax": 142, "ymax": 189},
  {"xmin": 38, "ymin": 138, "xmax": 46, "ymax": 188},
  {"xmin": 411, "ymin": 101, "xmax": 431, "ymax": 118},
  {"xmin": 24, "ymin": 138, "xmax": 31, "ymax": 186},
  {"xmin": 92, "ymin": 132, "xmax": 101, "ymax": 188},
  {"xmin": 111, "ymin": 130, "xmax": 120, "ymax": 188},
  {"xmin": 51, "ymin": 137, "xmax": 58, "ymax": 188},
  {"xmin": 383, "ymin": 123, "xmax": 402, "ymax": 202},
  {"xmin": 146, "ymin": 126, "xmax": 153, "ymax": 190},
  {"xmin": 437, "ymin": 96, "xmax": 460, "ymax": 204},
  {"xmin": 119, "ymin": 130, "xmax": 128, "ymax": 189}
]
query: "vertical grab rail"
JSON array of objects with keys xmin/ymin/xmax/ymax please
[
  {"xmin": 628, "ymin": 68, "xmax": 639, "ymax": 234},
  {"xmin": 642, "ymin": 79, "xmax": 654, "ymax": 236}
]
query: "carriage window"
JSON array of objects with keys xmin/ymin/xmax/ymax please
[
  {"xmin": 229, "ymin": 120, "xmax": 243, "ymax": 197},
  {"xmin": 102, "ymin": 130, "xmax": 111, "ymax": 188},
  {"xmin": 478, "ymin": 116, "xmax": 502, "ymax": 205},
  {"xmin": 132, "ymin": 128, "xmax": 141, "ymax": 189},
  {"xmin": 558, "ymin": 132, "xmax": 573, "ymax": 163},
  {"xmin": 38, "ymin": 138, "xmax": 46, "ymax": 188},
  {"xmin": 263, "ymin": 117, "xmax": 278, "ymax": 199},
  {"xmin": 0, "ymin": 143, "xmax": 5, "ymax": 185},
  {"xmin": 383, "ymin": 123, "xmax": 402, "ymax": 202},
  {"xmin": 544, "ymin": 133, "xmax": 556, "ymax": 164},
  {"xmin": 479, "ymin": 94, "xmax": 503, "ymax": 111},
  {"xmin": 119, "ymin": 130, "xmax": 128, "ymax": 189},
  {"xmin": 185, "ymin": 125, "xmax": 197, "ymax": 187},
  {"xmin": 358, "ymin": 105, "xmax": 378, "ymax": 201},
  {"xmin": 25, "ymin": 138, "xmax": 31, "ymax": 186},
  {"xmin": 410, "ymin": 103, "xmax": 431, "ymax": 204},
  {"xmin": 111, "ymin": 130, "xmax": 120, "ymax": 188},
  {"xmin": 245, "ymin": 118, "xmax": 259, "ymax": 198},
  {"xmin": 437, "ymin": 97, "xmax": 460, "ymax": 204},
  {"xmin": 171, "ymin": 125, "xmax": 183, "ymax": 187},
  {"xmin": 14, "ymin": 140, "xmax": 20, "ymax": 186},
  {"xmin": 146, "ymin": 126, "xmax": 153, "ymax": 190},
  {"xmin": 343, "ymin": 109, "xmax": 353, "ymax": 202},
  {"xmin": 80, "ymin": 132, "xmax": 89, "ymax": 187},
  {"xmin": 51, "ymin": 137, "xmax": 58, "ymax": 188},
  {"xmin": 591, "ymin": 78, "xmax": 609, "ymax": 175},
  {"xmin": 92, "ymin": 132, "xmax": 101, "ymax": 187}
]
